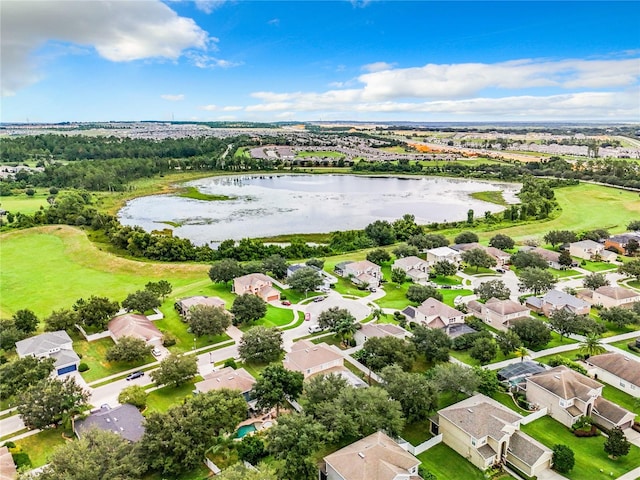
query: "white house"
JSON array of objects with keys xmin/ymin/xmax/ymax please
[
  {"xmin": 342, "ymin": 260, "xmax": 382, "ymax": 288},
  {"xmin": 15, "ymin": 331, "xmax": 81, "ymax": 376},
  {"xmin": 426, "ymin": 246, "xmax": 461, "ymax": 265}
]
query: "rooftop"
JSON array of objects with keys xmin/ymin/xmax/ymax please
[
  {"xmin": 594, "ymin": 286, "xmax": 640, "ymax": 300},
  {"xmin": 16, "ymin": 330, "xmax": 73, "ymax": 357},
  {"xmin": 586, "ymin": 352, "xmax": 640, "ymax": 386},
  {"xmin": 527, "ymin": 365, "xmax": 602, "ymax": 401},
  {"xmin": 108, "ymin": 314, "xmax": 163, "ymax": 343},
  {"xmin": 74, "ymin": 404, "xmax": 145, "ymax": 442},
  {"xmin": 195, "ymin": 367, "xmax": 256, "ymax": 394},
  {"xmin": 284, "ymin": 340, "xmax": 343, "ymax": 373},
  {"xmin": 416, "ymin": 297, "xmax": 464, "ymax": 320}
]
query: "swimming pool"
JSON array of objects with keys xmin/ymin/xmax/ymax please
[{"xmin": 235, "ymin": 424, "xmax": 257, "ymax": 438}]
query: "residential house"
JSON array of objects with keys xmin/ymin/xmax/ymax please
[
  {"xmin": 194, "ymin": 367, "xmax": 256, "ymax": 402},
  {"xmin": 233, "ymin": 273, "xmax": 280, "ymax": 302},
  {"xmin": 174, "ymin": 296, "xmax": 226, "ymax": 319},
  {"xmin": 530, "ymin": 247, "xmax": 563, "ymax": 270},
  {"xmin": 426, "ymin": 246, "xmax": 461, "ymax": 266},
  {"xmin": 467, "ymin": 298, "xmax": 531, "ymax": 331},
  {"xmin": 321, "ymin": 431, "xmax": 422, "ymax": 480},
  {"xmin": 525, "ymin": 365, "xmax": 635, "ymax": 430},
  {"xmin": 74, "ymin": 404, "xmax": 145, "ymax": 442},
  {"xmin": 354, "ymin": 323, "xmax": 408, "ymax": 346},
  {"xmin": 402, "ymin": 298, "xmax": 466, "ymax": 330},
  {"xmin": 569, "ymin": 240, "xmax": 616, "ymax": 262},
  {"xmin": 392, "ymin": 256, "xmax": 430, "ymax": 283},
  {"xmin": 108, "ymin": 314, "xmax": 163, "ymax": 346},
  {"xmin": 342, "ymin": 260, "xmax": 382, "ymax": 288},
  {"xmin": 283, "ymin": 340, "xmax": 344, "ymax": 379},
  {"xmin": 15, "ymin": 331, "xmax": 81, "ymax": 376},
  {"xmin": 605, "ymin": 233, "xmax": 640, "ymax": 255},
  {"xmin": 434, "ymin": 394, "xmax": 552, "ymax": 478},
  {"xmin": 592, "ymin": 286, "xmax": 640, "ymax": 309},
  {"xmin": 0, "ymin": 446, "xmax": 17, "ymax": 480},
  {"xmin": 451, "ymin": 243, "xmax": 511, "ymax": 266},
  {"xmin": 525, "ymin": 289, "xmax": 591, "ymax": 316},
  {"xmin": 586, "ymin": 352, "xmax": 640, "ymax": 398}
]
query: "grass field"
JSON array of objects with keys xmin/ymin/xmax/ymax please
[
  {"xmin": 145, "ymin": 377, "xmax": 201, "ymax": 413},
  {"xmin": 521, "ymin": 416, "xmax": 640, "ymax": 480},
  {"xmin": 417, "ymin": 443, "xmax": 498, "ymax": 480},
  {"xmin": 74, "ymin": 336, "xmax": 155, "ymax": 382},
  {"xmin": 0, "ymin": 191, "xmax": 53, "ymax": 215},
  {"xmin": 13, "ymin": 429, "xmax": 69, "ymax": 467},
  {"xmin": 296, "ymin": 150, "xmax": 344, "ymax": 158}
]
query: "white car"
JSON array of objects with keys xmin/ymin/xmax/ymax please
[
  {"xmin": 308, "ymin": 324, "xmax": 324, "ymax": 334},
  {"xmin": 151, "ymin": 347, "xmax": 162, "ymax": 357}
]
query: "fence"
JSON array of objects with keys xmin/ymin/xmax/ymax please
[
  {"xmin": 519, "ymin": 407, "xmax": 548, "ymax": 425},
  {"xmin": 75, "ymin": 324, "xmax": 111, "ymax": 342},
  {"xmin": 398, "ymin": 434, "xmax": 443, "ymax": 455}
]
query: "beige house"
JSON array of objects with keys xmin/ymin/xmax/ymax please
[
  {"xmin": 175, "ymin": 296, "xmax": 226, "ymax": 319},
  {"xmin": 525, "ymin": 289, "xmax": 591, "ymax": 317},
  {"xmin": 392, "ymin": 256, "xmax": 430, "ymax": 283},
  {"xmin": 354, "ymin": 323, "xmax": 408, "ymax": 346},
  {"xmin": 435, "ymin": 394, "xmax": 552, "ymax": 478},
  {"xmin": 426, "ymin": 246, "xmax": 461, "ymax": 265},
  {"xmin": 402, "ymin": 298, "xmax": 466, "ymax": 329},
  {"xmin": 530, "ymin": 247, "xmax": 563, "ymax": 270},
  {"xmin": 452, "ymin": 243, "xmax": 510, "ymax": 266},
  {"xmin": 467, "ymin": 298, "xmax": 531, "ymax": 331},
  {"xmin": 592, "ymin": 286, "xmax": 640, "ymax": 309},
  {"xmin": 586, "ymin": 352, "xmax": 640, "ymax": 398},
  {"xmin": 108, "ymin": 314, "xmax": 163, "ymax": 346},
  {"xmin": 283, "ymin": 340, "xmax": 343, "ymax": 379},
  {"xmin": 525, "ymin": 366, "xmax": 635, "ymax": 430},
  {"xmin": 233, "ymin": 273, "xmax": 280, "ymax": 302},
  {"xmin": 0, "ymin": 446, "xmax": 17, "ymax": 480},
  {"xmin": 322, "ymin": 431, "xmax": 422, "ymax": 480},
  {"xmin": 343, "ymin": 260, "xmax": 383, "ymax": 288},
  {"xmin": 569, "ymin": 240, "xmax": 616, "ymax": 262},
  {"xmin": 195, "ymin": 366, "xmax": 256, "ymax": 401}
]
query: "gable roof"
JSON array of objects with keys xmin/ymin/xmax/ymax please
[
  {"xmin": 416, "ymin": 297, "xmax": 464, "ymax": 320},
  {"xmin": 177, "ymin": 296, "xmax": 225, "ymax": 310},
  {"xmin": 542, "ymin": 290, "xmax": 590, "ymax": 310},
  {"xmin": 450, "ymin": 242, "xmax": 482, "ymax": 252},
  {"xmin": 527, "ymin": 365, "xmax": 602, "ymax": 401},
  {"xmin": 531, "ymin": 247, "xmax": 560, "ymax": 263},
  {"xmin": 593, "ymin": 396, "xmax": 635, "ymax": 425},
  {"xmin": 594, "ymin": 286, "xmax": 640, "ymax": 301},
  {"xmin": 74, "ymin": 404, "xmax": 145, "ymax": 442},
  {"xmin": 108, "ymin": 314, "xmax": 162, "ymax": 343},
  {"xmin": 16, "ymin": 331, "xmax": 72, "ymax": 357},
  {"xmin": 347, "ymin": 260, "xmax": 381, "ymax": 272},
  {"xmin": 485, "ymin": 246, "xmax": 511, "ymax": 259},
  {"xmin": 0, "ymin": 446, "xmax": 17, "ymax": 480},
  {"xmin": 586, "ymin": 352, "xmax": 640, "ymax": 386},
  {"xmin": 358, "ymin": 323, "xmax": 406, "ymax": 339},
  {"xmin": 234, "ymin": 272, "xmax": 273, "ymax": 286},
  {"xmin": 393, "ymin": 256, "xmax": 427, "ymax": 269},
  {"xmin": 284, "ymin": 340, "xmax": 343, "ymax": 372},
  {"xmin": 427, "ymin": 246, "xmax": 459, "ymax": 257},
  {"xmin": 485, "ymin": 298, "xmax": 530, "ymax": 316},
  {"xmin": 195, "ymin": 367, "xmax": 256, "ymax": 394},
  {"xmin": 438, "ymin": 394, "xmax": 522, "ymax": 441},
  {"xmin": 571, "ymin": 239, "xmax": 603, "ymax": 250},
  {"xmin": 508, "ymin": 430, "xmax": 552, "ymax": 468},
  {"xmin": 324, "ymin": 431, "xmax": 420, "ymax": 480}
]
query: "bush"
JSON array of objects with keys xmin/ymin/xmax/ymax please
[
  {"xmin": 465, "ymin": 316, "xmax": 486, "ymax": 331},
  {"xmin": 223, "ymin": 359, "xmax": 237, "ymax": 369},
  {"xmin": 3, "ymin": 441, "xmax": 15, "ymax": 448},
  {"xmin": 78, "ymin": 362, "xmax": 89, "ymax": 372},
  {"xmin": 12, "ymin": 452, "xmax": 31, "ymax": 469},
  {"xmin": 628, "ymin": 342, "xmax": 640, "ymax": 353},
  {"xmin": 573, "ymin": 426, "xmax": 598, "ymax": 437},
  {"xmin": 547, "ymin": 356, "xmax": 588, "ymax": 375},
  {"xmin": 162, "ymin": 332, "xmax": 177, "ymax": 347}
]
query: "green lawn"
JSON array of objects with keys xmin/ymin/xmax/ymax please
[
  {"xmin": 145, "ymin": 377, "xmax": 201, "ymax": 413},
  {"xmin": 13, "ymin": 429, "xmax": 69, "ymax": 468},
  {"xmin": 607, "ymin": 338, "xmax": 640, "ymax": 358},
  {"xmin": 491, "ymin": 390, "xmax": 529, "ymax": 415},
  {"xmin": 74, "ymin": 336, "xmax": 155, "ymax": 382},
  {"xmin": 535, "ymin": 349, "xmax": 581, "ymax": 365},
  {"xmin": 578, "ymin": 260, "xmax": 618, "ymax": 273},
  {"xmin": 296, "ymin": 150, "xmax": 344, "ymax": 158},
  {"xmin": 239, "ymin": 305, "xmax": 294, "ymax": 332},
  {"xmin": 439, "ymin": 289, "xmax": 473, "ymax": 307},
  {"xmin": 0, "ymin": 191, "xmax": 54, "ymax": 215},
  {"xmin": 521, "ymin": 416, "xmax": 640, "ymax": 480},
  {"xmin": 375, "ymin": 282, "xmax": 411, "ymax": 309},
  {"xmin": 311, "ymin": 334, "xmax": 348, "ymax": 349},
  {"xmin": 450, "ymin": 347, "xmax": 516, "ymax": 367},
  {"xmin": 551, "ymin": 268, "xmax": 582, "ymax": 279},
  {"xmin": 401, "ymin": 419, "xmax": 433, "ymax": 446},
  {"xmin": 236, "ymin": 360, "xmax": 275, "ymax": 379},
  {"xmin": 463, "ymin": 266, "xmax": 496, "ymax": 275},
  {"xmin": 431, "ymin": 275, "xmax": 462, "ymax": 286},
  {"xmin": 600, "ymin": 383, "xmax": 640, "ymax": 415},
  {"xmin": 417, "ymin": 443, "xmax": 489, "ymax": 480}
]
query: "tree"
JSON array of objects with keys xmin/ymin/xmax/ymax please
[
  {"xmin": 583, "ymin": 272, "xmax": 609, "ymax": 290},
  {"xmin": 411, "ymin": 324, "xmax": 451, "ymax": 363},
  {"xmin": 544, "ymin": 230, "xmax": 577, "ymax": 249},
  {"xmin": 238, "ymin": 326, "xmax": 283, "ymax": 364},
  {"xmin": 599, "ymin": 306, "xmax": 638, "ymax": 328},
  {"xmin": 510, "ymin": 318, "xmax": 551, "ymax": 350},
  {"xmin": 36, "ymin": 429, "xmax": 145, "ymax": 480},
  {"xmin": 106, "ymin": 336, "xmax": 152, "ymax": 362},
  {"xmin": 306, "ymin": 258, "xmax": 325, "ymax": 269},
  {"xmin": 333, "ymin": 316, "xmax": 358, "ymax": 346},
  {"xmin": 462, "ymin": 248, "xmax": 497, "ymax": 272},
  {"xmin": 366, "ymin": 248, "xmax": 391, "ymax": 265},
  {"xmin": 150, "ymin": 353, "xmax": 198, "ymax": 387},
  {"xmin": 473, "ymin": 366, "xmax": 501, "ymax": 396},
  {"xmin": 380, "ymin": 365, "xmax": 438, "ymax": 422},
  {"xmin": 495, "ymin": 329, "xmax": 522, "ymax": 356},
  {"xmin": 391, "ymin": 267, "xmax": 407, "ymax": 284},
  {"xmin": 301, "ymin": 373, "xmax": 350, "ymax": 417},
  {"xmin": 262, "ymin": 254, "xmax": 289, "ymax": 280},
  {"xmin": 604, "ymin": 427, "xmax": 631, "ymax": 460},
  {"xmin": 579, "ymin": 333, "xmax": 606, "ymax": 358},
  {"xmin": 627, "ymin": 239, "xmax": 639, "ymax": 256},
  {"xmin": 73, "ymin": 296, "xmax": 120, "ymax": 330},
  {"xmin": 17, "ymin": 377, "xmax": 89, "ymax": 429},
  {"xmin": 558, "ymin": 249, "xmax": 573, "ymax": 268},
  {"xmin": 407, "ymin": 284, "xmax": 443, "ymax": 303},
  {"xmin": 580, "ymin": 229, "xmax": 610, "ymax": 242},
  {"xmin": 619, "ymin": 260, "xmax": 640, "ymax": 281},
  {"xmin": 267, "ymin": 414, "xmax": 326, "ymax": 480},
  {"xmin": 365, "ymin": 220, "xmax": 396, "ymax": 246},
  {"xmin": 122, "ymin": 289, "xmax": 161, "ymax": 314},
  {"xmin": 548, "ymin": 310, "xmax": 582, "ymax": 342},
  {"xmin": 552, "ymin": 444, "xmax": 575, "ymax": 473},
  {"xmin": 0, "ymin": 319, "xmax": 23, "ymax": 350},
  {"xmin": 359, "ymin": 336, "xmax": 417, "ymax": 372},
  {"xmin": 469, "ymin": 337, "xmax": 498, "ymax": 364},
  {"xmin": 454, "ymin": 231, "xmax": 479, "ymax": 244},
  {"xmin": 0, "ymin": 356, "xmax": 55, "ymax": 400},
  {"xmin": 216, "ymin": 463, "xmax": 278, "ymax": 480},
  {"xmin": 433, "ymin": 260, "xmax": 458, "ymax": 277},
  {"xmin": 252, "ymin": 364, "xmax": 304, "ymax": 416},
  {"xmin": 474, "ymin": 279, "xmax": 511, "ymax": 301},
  {"xmin": 44, "ymin": 308, "xmax": 77, "ymax": 332},
  {"xmin": 489, "ymin": 234, "xmax": 515, "ymax": 250},
  {"xmin": 142, "ymin": 390, "xmax": 247, "ymax": 476},
  {"xmin": 428, "ymin": 363, "xmax": 479, "ymax": 399},
  {"xmin": 209, "ymin": 258, "xmax": 243, "ymax": 285},
  {"xmin": 515, "ymin": 346, "xmax": 529, "ymax": 362},
  {"xmin": 408, "ymin": 233, "xmax": 449, "ymax": 250},
  {"xmin": 392, "ymin": 214, "xmax": 422, "ymax": 240},
  {"xmin": 12, "ymin": 309, "xmax": 38, "ymax": 334},
  {"xmin": 145, "ymin": 280, "xmax": 172, "ymax": 300},
  {"xmin": 237, "ymin": 435, "xmax": 267, "ymax": 465},
  {"xmin": 392, "ymin": 243, "xmax": 419, "ymax": 258},
  {"xmin": 511, "ymin": 250, "xmax": 549, "ymax": 269},
  {"xmin": 230, "ymin": 293, "xmax": 267, "ymax": 325},
  {"xmin": 287, "ymin": 266, "xmax": 323, "ymax": 294},
  {"xmin": 317, "ymin": 307, "xmax": 354, "ymax": 330},
  {"xmin": 188, "ymin": 305, "xmax": 231, "ymax": 337},
  {"xmin": 627, "ymin": 220, "xmax": 640, "ymax": 231},
  {"xmin": 518, "ymin": 267, "xmax": 556, "ymax": 295},
  {"xmin": 118, "ymin": 385, "xmax": 148, "ymax": 409}
]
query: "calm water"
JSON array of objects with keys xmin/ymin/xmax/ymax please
[{"xmin": 118, "ymin": 174, "xmax": 520, "ymax": 245}]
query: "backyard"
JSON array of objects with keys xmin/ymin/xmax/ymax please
[{"xmin": 417, "ymin": 443, "xmax": 512, "ymax": 480}]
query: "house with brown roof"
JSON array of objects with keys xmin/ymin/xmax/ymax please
[
  {"xmin": 321, "ymin": 431, "xmax": 422, "ymax": 480},
  {"xmin": 354, "ymin": 323, "xmax": 408, "ymax": 346},
  {"xmin": 434, "ymin": 394, "xmax": 552, "ymax": 478},
  {"xmin": 467, "ymin": 298, "xmax": 531, "ymax": 331},
  {"xmin": 569, "ymin": 240, "xmax": 616, "ymax": 262},
  {"xmin": 605, "ymin": 233, "xmax": 640, "ymax": 255},
  {"xmin": 524, "ymin": 365, "xmax": 635, "ymax": 429},
  {"xmin": 392, "ymin": 256, "xmax": 430, "ymax": 283},
  {"xmin": 402, "ymin": 298, "xmax": 466, "ymax": 330},
  {"xmin": 0, "ymin": 446, "xmax": 17, "ymax": 480},
  {"xmin": 283, "ymin": 340, "xmax": 344, "ymax": 379},
  {"xmin": 592, "ymin": 286, "xmax": 640, "ymax": 309},
  {"xmin": 175, "ymin": 296, "xmax": 226, "ymax": 319},
  {"xmin": 195, "ymin": 366, "xmax": 256, "ymax": 401},
  {"xmin": 232, "ymin": 273, "xmax": 280, "ymax": 302},
  {"xmin": 108, "ymin": 314, "xmax": 163, "ymax": 346},
  {"xmin": 586, "ymin": 352, "xmax": 640, "ymax": 398},
  {"xmin": 342, "ymin": 260, "xmax": 383, "ymax": 288}
]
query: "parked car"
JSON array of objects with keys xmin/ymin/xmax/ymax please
[
  {"xmin": 496, "ymin": 268, "xmax": 505, "ymax": 274},
  {"xmin": 308, "ymin": 324, "xmax": 324, "ymax": 334},
  {"xmin": 281, "ymin": 300, "xmax": 292, "ymax": 306},
  {"xmin": 313, "ymin": 296, "xmax": 326, "ymax": 302},
  {"xmin": 151, "ymin": 347, "xmax": 162, "ymax": 357},
  {"xmin": 368, "ymin": 287, "xmax": 377, "ymax": 292},
  {"xmin": 126, "ymin": 371, "xmax": 144, "ymax": 381}
]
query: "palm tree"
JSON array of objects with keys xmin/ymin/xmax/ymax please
[
  {"xmin": 515, "ymin": 346, "xmax": 529, "ymax": 362},
  {"xmin": 334, "ymin": 318, "xmax": 357, "ymax": 347},
  {"xmin": 371, "ymin": 308, "xmax": 386, "ymax": 323},
  {"xmin": 579, "ymin": 333, "xmax": 606, "ymax": 358}
]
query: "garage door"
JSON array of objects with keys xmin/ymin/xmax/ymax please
[{"xmin": 57, "ymin": 364, "xmax": 77, "ymax": 376}]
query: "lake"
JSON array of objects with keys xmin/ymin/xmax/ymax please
[{"xmin": 118, "ymin": 174, "xmax": 520, "ymax": 245}]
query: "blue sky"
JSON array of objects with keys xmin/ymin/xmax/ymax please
[{"xmin": 2, "ymin": 0, "xmax": 639, "ymax": 122}]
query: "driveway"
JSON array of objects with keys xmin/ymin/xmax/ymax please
[{"xmin": 303, "ymin": 290, "xmax": 371, "ymax": 322}]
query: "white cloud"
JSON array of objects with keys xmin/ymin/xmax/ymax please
[
  {"xmin": 267, "ymin": 18, "xmax": 280, "ymax": 26},
  {"xmin": 194, "ymin": 0, "xmax": 228, "ymax": 14},
  {"xmin": 1, "ymin": 0, "xmax": 210, "ymax": 96},
  {"xmin": 187, "ymin": 53, "xmax": 242, "ymax": 69},
  {"xmin": 198, "ymin": 104, "xmax": 243, "ymax": 111},
  {"xmin": 161, "ymin": 94, "xmax": 185, "ymax": 101},
  {"xmin": 361, "ymin": 61, "xmax": 395, "ymax": 73},
  {"xmin": 222, "ymin": 105, "xmax": 243, "ymax": 111},
  {"xmin": 199, "ymin": 104, "xmax": 218, "ymax": 111}
]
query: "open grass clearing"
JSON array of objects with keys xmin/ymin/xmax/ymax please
[
  {"xmin": 470, "ymin": 190, "xmax": 508, "ymax": 206},
  {"xmin": 417, "ymin": 443, "xmax": 504, "ymax": 480},
  {"xmin": 0, "ymin": 191, "xmax": 54, "ymax": 215},
  {"xmin": 144, "ymin": 377, "xmax": 202, "ymax": 414},
  {"xmin": 296, "ymin": 150, "xmax": 344, "ymax": 158},
  {"xmin": 578, "ymin": 260, "xmax": 618, "ymax": 273},
  {"xmin": 12, "ymin": 429, "xmax": 70, "ymax": 468},
  {"xmin": 521, "ymin": 416, "xmax": 640, "ymax": 480},
  {"xmin": 238, "ymin": 305, "xmax": 294, "ymax": 332}
]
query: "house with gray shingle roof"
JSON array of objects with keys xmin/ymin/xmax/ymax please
[
  {"xmin": 402, "ymin": 298, "xmax": 466, "ymax": 330},
  {"xmin": 525, "ymin": 289, "xmax": 590, "ymax": 316},
  {"xmin": 74, "ymin": 404, "xmax": 145, "ymax": 442},
  {"xmin": 392, "ymin": 256, "xmax": 430, "ymax": 283},
  {"xmin": 15, "ymin": 331, "xmax": 80, "ymax": 376}
]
